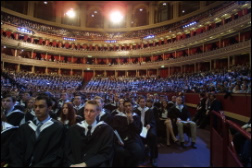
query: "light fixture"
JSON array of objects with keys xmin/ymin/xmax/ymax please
[
  {"xmin": 161, "ymin": 65, "xmax": 165, "ymax": 68},
  {"xmin": 139, "ymin": 8, "xmax": 143, "ymax": 12},
  {"xmin": 94, "ymin": 11, "xmax": 97, "ymax": 13},
  {"xmin": 44, "ymin": 1, "xmax": 47, "ymax": 4},
  {"xmin": 91, "ymin": 14, "xmax": 94, "ymax": 17},
  {"xmin": 3, "ymin": 46, "xmax": 6, "ymax": 48},
  {"xmin": 163, "ymin": 3, "xmax": 167, "ymax": 6},
  {"xmin": 182, "ymin": 10, "xmax": 185, "ymax": 13},
  {"xmin": 87, "ymin": 68, "xmax": 90, "ymax": 70},
  {"xmin": 109, "ymin": 11, "xmax": 124, "ymax": 24},
  {"xmin": 66, "ymin": 8, "xmax": 76, "ymax": 18},
  {"xmin": 88, "ymin": 55, "xmax": 92, "ymax": 58}
]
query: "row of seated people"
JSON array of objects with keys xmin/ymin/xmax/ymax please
[
  {"xmin": 1, "ymin": 69, "xmax": 83, "ymax": 96},
  {"xmin": 84, "ymin": 65, "xmax": 251, "ymax": 94},
  {"xmin": 2, "ymin": 89, "xmax": 206, "ymax": 167},
  {"xmin": 0, "ymin": 2, "xmax": 236, "ymax": 40}
]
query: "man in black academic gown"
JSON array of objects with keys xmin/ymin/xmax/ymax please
[
  {"xmin": 64, "ymin": 100, "xmax": 114, "ymax": 167},
  {"xmin": 112, "ymin": 99, "xmax": 145, "ymax": 167},
  {"xmin": 9, "ymin": 95, "xmax": 64, "ymax": 167},
  {"xmin": 2, "ymin": 93, "xmax": 24, "ymax": 126},
  {"xmin": 73, "ymin": 93, "xmax": 85, "ymax": 121},
  {"xmin": 94, "ymin": 96, "xmax": 113, "ymax": 126},
  {"xmin": 134, "ymin": 97, "xmax": 158, "ymax": 167}
]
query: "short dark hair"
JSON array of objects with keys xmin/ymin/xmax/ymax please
[
  {"xmin": 199, "ymin": 92, "xmax": 205, "ymax": 97},
  {"xmin": 85, "ymin": 100, "xmax": 101, "ymax": 111},
  {"xmin": 123, "ymin": 99, "xmax": 132, "ymax": 106},
  {"xmin": 35, "ymin": 95, "xmax": 52, "ymax": 107},
  {"xmin": 2, "ymin": 93, "xmax": 16, "ymax": 102},
  {"xmin": 146, "ymin": 99, "xmax": 153, "ymax": 103}
]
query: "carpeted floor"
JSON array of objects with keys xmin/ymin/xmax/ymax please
[{"xmin": 141, "ymin": 128, "xmax": 210, "ymax": 167}]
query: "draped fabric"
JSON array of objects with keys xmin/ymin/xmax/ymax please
[
  {"xmin": 241, "ymin": 31, "xmax": 251, "ymax": 41},
  {"xmin": 54, "ymin": 55, "xmax": 59, "ymax": 61},
  {"xmin": 160, "ymin": 68, "xmax": 168, "ymax": 78},
  {"xmin": 164, "ymin": 38, "xmax": 167, "ymax": 44},
  {"xmin": 65, "ymin": 43, "xmax": 70, "ymax": 49},
  {"xmin": 77, "ymin": 44, "xmax": 80, "ymax": 50},
  {"xmin": 72, "ymin": 43, "xmax": 76, "ymax": 49},
  {"xmin": 32, "ymin": 52, "xmax": 36, "ymax": 59},
  {"xmin": 107, "ymin": 71, "xmax": 115, "ymax": 76},
  {"xmin": 67, "ymin": 57, "xmax": 72, "ymax": 62},
  {"xmin": 83, "ymin": 44, "xmax": 87, "ymax": 49},
  {"xmin": 52, "ymin": 41, "xmax": 57, "ymax": 47},
  {"xmin": 47, "ymin": 54, "xmax": 51, "ymax": 60},
  {"xmin": 83, "ymin": 58, "xmax": 87, "ymax": 64},
  {"xmin": 6, "ymin": 31, "xmax": 12, "ymax": 38},
  {"xmin": 39, "ymin": 39, "xmax": 43, "ymax": 45},
  {"xmin": 73, "ymin": 57, "xmax": 77, "ymax": 63},
  {"xmin": 41, "ymin": 54, "xmax": 46, "ymax": 59}
]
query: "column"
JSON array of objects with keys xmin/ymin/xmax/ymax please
[
  {"xmin": 58, "ymin": 68, "xmax": 61, "ymax": 75},
  {"xmin": 249, "ymin": 52, "xmax": 251, "ymax": 68},
  {"xmin": 210, "ymin": 61, "xmax": 212, "ymax": 71},
  {"xmin": 17, "ymin": 64, "xmax": 20, "ymax": 72},
  {"xmin": 146, "ymin": 69, "xmax": 149, "ymax": 76},
  {"xmin": 228, "ymin": 56, "xmax": 230, "ymax": 70},
  {"xmin": 71, "ymin": 56, "xmax": 74, "ymax": 63},
  {"xmin": 70, "ymin": 69, "xmax": 73, "ymax": 75},
  {"xmin": 82, "ymin": 70, "xmax": 84, "ymax": 77},
  {"xmin": 27, "ymin": 1, "xmax": 35, "ymax": 17},
  {"xmin": 173, "ymin": 2, "xmax": 179, "ymax": 19},
  {"xmin": 45, "ymin": 67, "xmax": 48, "ymax": 74},
  {"xmin": 188, "ymin": 48, "xmax": 190, "ymax": 56},
  {"xmin": 104, "ymin": 71, "xmax": 107, "ymax": 77},
  {"xmin": 59, "ymin": 55, "xmax": 61, "ymax": 62},
  {"xmin": 55, "ymin": 2, "xmax": 62, "ymax": 24},
  {"xmin": 126, "ymin": 71, "xmax": 129, "ymax": 77},
  {"xmin": 181, "ymin": 65, "xmax": 183, "ymax": 73},
  {"xmin": 2, "ymin": 62, "xmax": 4, "ymax": 70},
  {"xmin": 157, "ymin": 69, "xmax": 160, "ymax": 76},
  {"xmin": 232, "ymin": 56, "xmax": 235, "ymax": 66},
  {"xmin": 202, "ymin": 43, "xmax": 205, "ymax": 53},
  {"xmin": 238, "ymin": 32, "xmax": 241, "ymax": 42},
  {"xmin": 214, "ymin": 60, "xmax": 216, "ymax": 69},
  {"xmin": 32, "ymin": 66, "xmax": 35, "ymax": 73},
  {"xmin": 15, "ymin": 49, "xmax": 17, "ymax": 57},
  {"xmin": 200, "ymin": 1, "xmax": 206, "ymax": 10},
  {"xmin": 115, "ymin": 70, "xmax": 118, "ymax": 77},
  {"xmin": 126, "ymin": 5, "xmax": 132, "ymax": 28},
  {"xmin": 149, "ymin": 2, "xmax": 154, "ymax": 24},
  {"xmin": 194, "ymin": 63, "xmax": 197, "ymax": 73},
  {"xmin": 45, "ymin": 53, "xmax": 48, "ymax": 60},
  {"xmin": 31, "ymin": 50, "xmax": 34, "ymax": 59},
  {"xmin": 169, "ymin": 67, "xmax": 171, "ymax": 76},
  {"xmin": 93, "ymin": 70, "xmax": 96, "ymax": 77},
  {"xmin": 80, "ymin": 4, "xmax": 87, "ymax": 28}
]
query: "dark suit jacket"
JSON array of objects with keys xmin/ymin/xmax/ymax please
[
  {"xmin": 170, "ymin": 105, "xmax": 191, "ymax": 121},
  {"xmin": 134, "ymin": 107, "xmax": 156, "ymax": 131}
]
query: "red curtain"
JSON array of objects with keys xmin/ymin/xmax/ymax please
[
  {"xmin": 41, "ymin": 54, "xmax": 46, "ymax": 59},
  {"xmin": 54, "ymin": 55, "xmax": 59, "ymax": 60},
  {"xmin": 52, "ymin": 41, "xmax": 57, "ymax": 47},
  {"xmin": 39, "ymin": 39, "xmax": 43, "ymax": 45},
  {"xmin": 160, "ymin": 68, "xmax": 168, "ymax": 78},
  {"xmin": 47, "ymin": 54, "xmax": 51, "ymax": 60}
]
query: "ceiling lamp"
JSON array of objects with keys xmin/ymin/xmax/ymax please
[
  {"xmin": 109, "ymin": 11, "xmax": 124, "ymax": 24},
  {"xmin": 66, "ymin": 8, "xmax": 76, "ymax": 18}
]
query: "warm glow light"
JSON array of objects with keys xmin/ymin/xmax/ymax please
[
  {"xmin": 66, "ymin": 9, "xmax": 76, "ymax": 18},
  {"xmin": 110, "ymin": 11, "xmax": 123, "ymax": 24}
]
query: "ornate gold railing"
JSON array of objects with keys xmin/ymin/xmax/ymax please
[
  {"xmin": 2, "ymin": 40, "xmax": 250, "ymax": 71},
  {"xmin": 2, "ymin": 13, "xmax": 251, "ymax": 58}
]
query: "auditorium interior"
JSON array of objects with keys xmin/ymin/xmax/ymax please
[{"xmin": 1, "ymin": 1, "xmax": 251, "ymax": 167}]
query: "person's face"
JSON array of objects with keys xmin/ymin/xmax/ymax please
[
  {"xmin": 162, "ymin": 101, "xmax": 167, "ymax": 107},
  {"xmin": 139, "ymin": 99, "xmax": 146, "ymax": 108},
  {"xmin": 95, "ymin": 99, "xmax": 103, "ymax": 109},
  {"xmin": 34, "ymin": 99, "xmax": 51, "ymax": 121},
  {"xmin": 2, "ymin": 97, "xmax": 15, "ymax": 110},
  {"xmin": 209, "ymin": 95, "xmax": 215, "ymax": 101},
  {"xmin": 119, "ymin": 99, "xmax": 124, "ymax": 109},
  {"xmin": 176, "ymin": 98, "xmax": 183, "ymax": 105},
  {"xmin": 146, "ymin": 101, "xmax": 152, "ymax": 108},
  {"xmin": 124, "ymin": 102, "xmax": 132, "ymax": 113},
  {"xmin": 22, "ymin": 93, "xmax": 30, "ymax": 101},
  {"xmin": 172, "ymin": 96, "xmax": 176, "ymax": 102},
  {"xmin": 74, "ymin": 96, "xmax": 82, "ymax": 106},
  {"xmin": 62, "ymin": 104, "xmax": 69, "ymax": 115},
  {"xmin": 61, "ymin": 93, "xmax": 68, "ymax": 101},
  {"xmin": 84, "ymin": 104, "xmax": 100, "ymax": 124},
  {"xmin": 27, "ymin": 98, "xmax": 35, "ymax": 109}
]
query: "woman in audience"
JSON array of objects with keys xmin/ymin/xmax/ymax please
[
  {"xmin": 57, "ymin": 102, "xmax": 76, "ymax": 129},
  {"xmin": 160, "ymin": 100, "xmax": 178, "ymax": 146}
]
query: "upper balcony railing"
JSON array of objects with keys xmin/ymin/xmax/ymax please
[
  {"xmin": 2, "ymin": 13, "xmax": 251, "ymax": 58},
  {"xmin": 2, "ymin": 40, "xmax": 250, "ymax": 71}
]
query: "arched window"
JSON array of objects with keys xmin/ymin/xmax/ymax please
[
  {"xmin": 131, "ymin": 5, "xmax": 149, "ymax": 27},
  {"xmin": 155, "ymin": 2, "xmax": 173, "ymax": 23},
  {"xmin": 34, "ymin": 1, "xmax": 55, "ymax": 22},
  {"xmin": 86, "ymin": 7, "xmax": 104, "ymax": 28}
]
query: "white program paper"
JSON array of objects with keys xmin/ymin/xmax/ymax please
[{"xmin": 140, "ymin": 127, "xmax": 148, "ymax": 138}]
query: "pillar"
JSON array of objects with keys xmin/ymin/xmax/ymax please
[
  {"xmin": 32, "ymin": 66, "xmax": 35, "ymax": 73},
  {"xmin": 210, "ymin": 61, "xmax": 212, "ymax": 71},
  {"xmin": 17, "ymin": 64, "xmax": 20, "ymax": 72},
  {"xmin": 228, "ymin": 56, "xmax": 230, "ymax": 70},
  {"xmin": 194, "ymin": 63, "xmax": 197, "ymax": 73},
  {"xmin": 93, "ymin": 70, "xmax": 96, "ymax": 77},
  {"xmin": 27, "ymin": 1, "xmax": 35, "ymax": 17},
  {"xmin": 80, "ymin": 4, "xmax": 87, "ymax": 28},
  {"xmin": 71, "ymin": 56, "xmax": 73, "ymax": 63},
  {"xmin": 126, "ymin": 5, "xmax": 132, "ymax": 28},
  {"xmin": 31, "ymin": 50, "xmax": 34, "ymax": 59},
  {"xmin": 173, "ymin": 2, "xmax": 179, "ymax": 19},
  {"xmin": 45, "ymin": 67, "xmax": 48, "ymax": 74},
  {"xmin": 214, "ymin": 60, "xmax": 216, "ymax": 69},
  {"xmin": 70, "ymin": 69, "xmax": 73, "ymax": 75},
  {"xmin": 157, "ymin": 69, "xmax": 160, "ymax": 76},
  {"xmin": 115, "ymin": 70, "xmax": 118, "ymax": 77},
  {"xmin": 14, "ymin": 49, "xmax": 17, "ymax": 57},
  {"xmin": 2, "ymin": 62, "xmax": 5, "ymax": 70},
  {"xmin": 126, "ymin": 71, "xmax": 129, "ymax": 77},
  {"xmin": 104, "ymin": 71, "xmax": 107, "ymax": 77},
  {"xmin": 45, "ymin": 53, "xmax": 48, "ymax": 60},
  {"xmin": 82, "ymin": 70, "xmax": 84, "ymax": 77},
  {"xmin": 149, "ymin": 2, "xmax": 154, "ymax": 24}
]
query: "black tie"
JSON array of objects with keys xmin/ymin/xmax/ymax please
[{"xmin": 87, "ymin": 125, "xmax": 92, "ymax": 137}]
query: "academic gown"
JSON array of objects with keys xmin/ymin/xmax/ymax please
[
  {"xmin": 6, "ymin": 108, "xmax": 24, "ymax": 126},
  {"xmin": 64, "ymin": 121, "xmax": 114, "ymax": 167},
  {"xmin": 97, "ymin": 110, "xmax": 113, "ymax": 126},
  {"xmin": 9, "ymin": 119, "xmax": 64, "ymax": 167},
  {"xmin": 1, "ymin": 122, "xmax": 19, "ymax": 166},
  {"xmin": 112, "ymin": 112, "xmax": 145, "ymax": 166}
]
